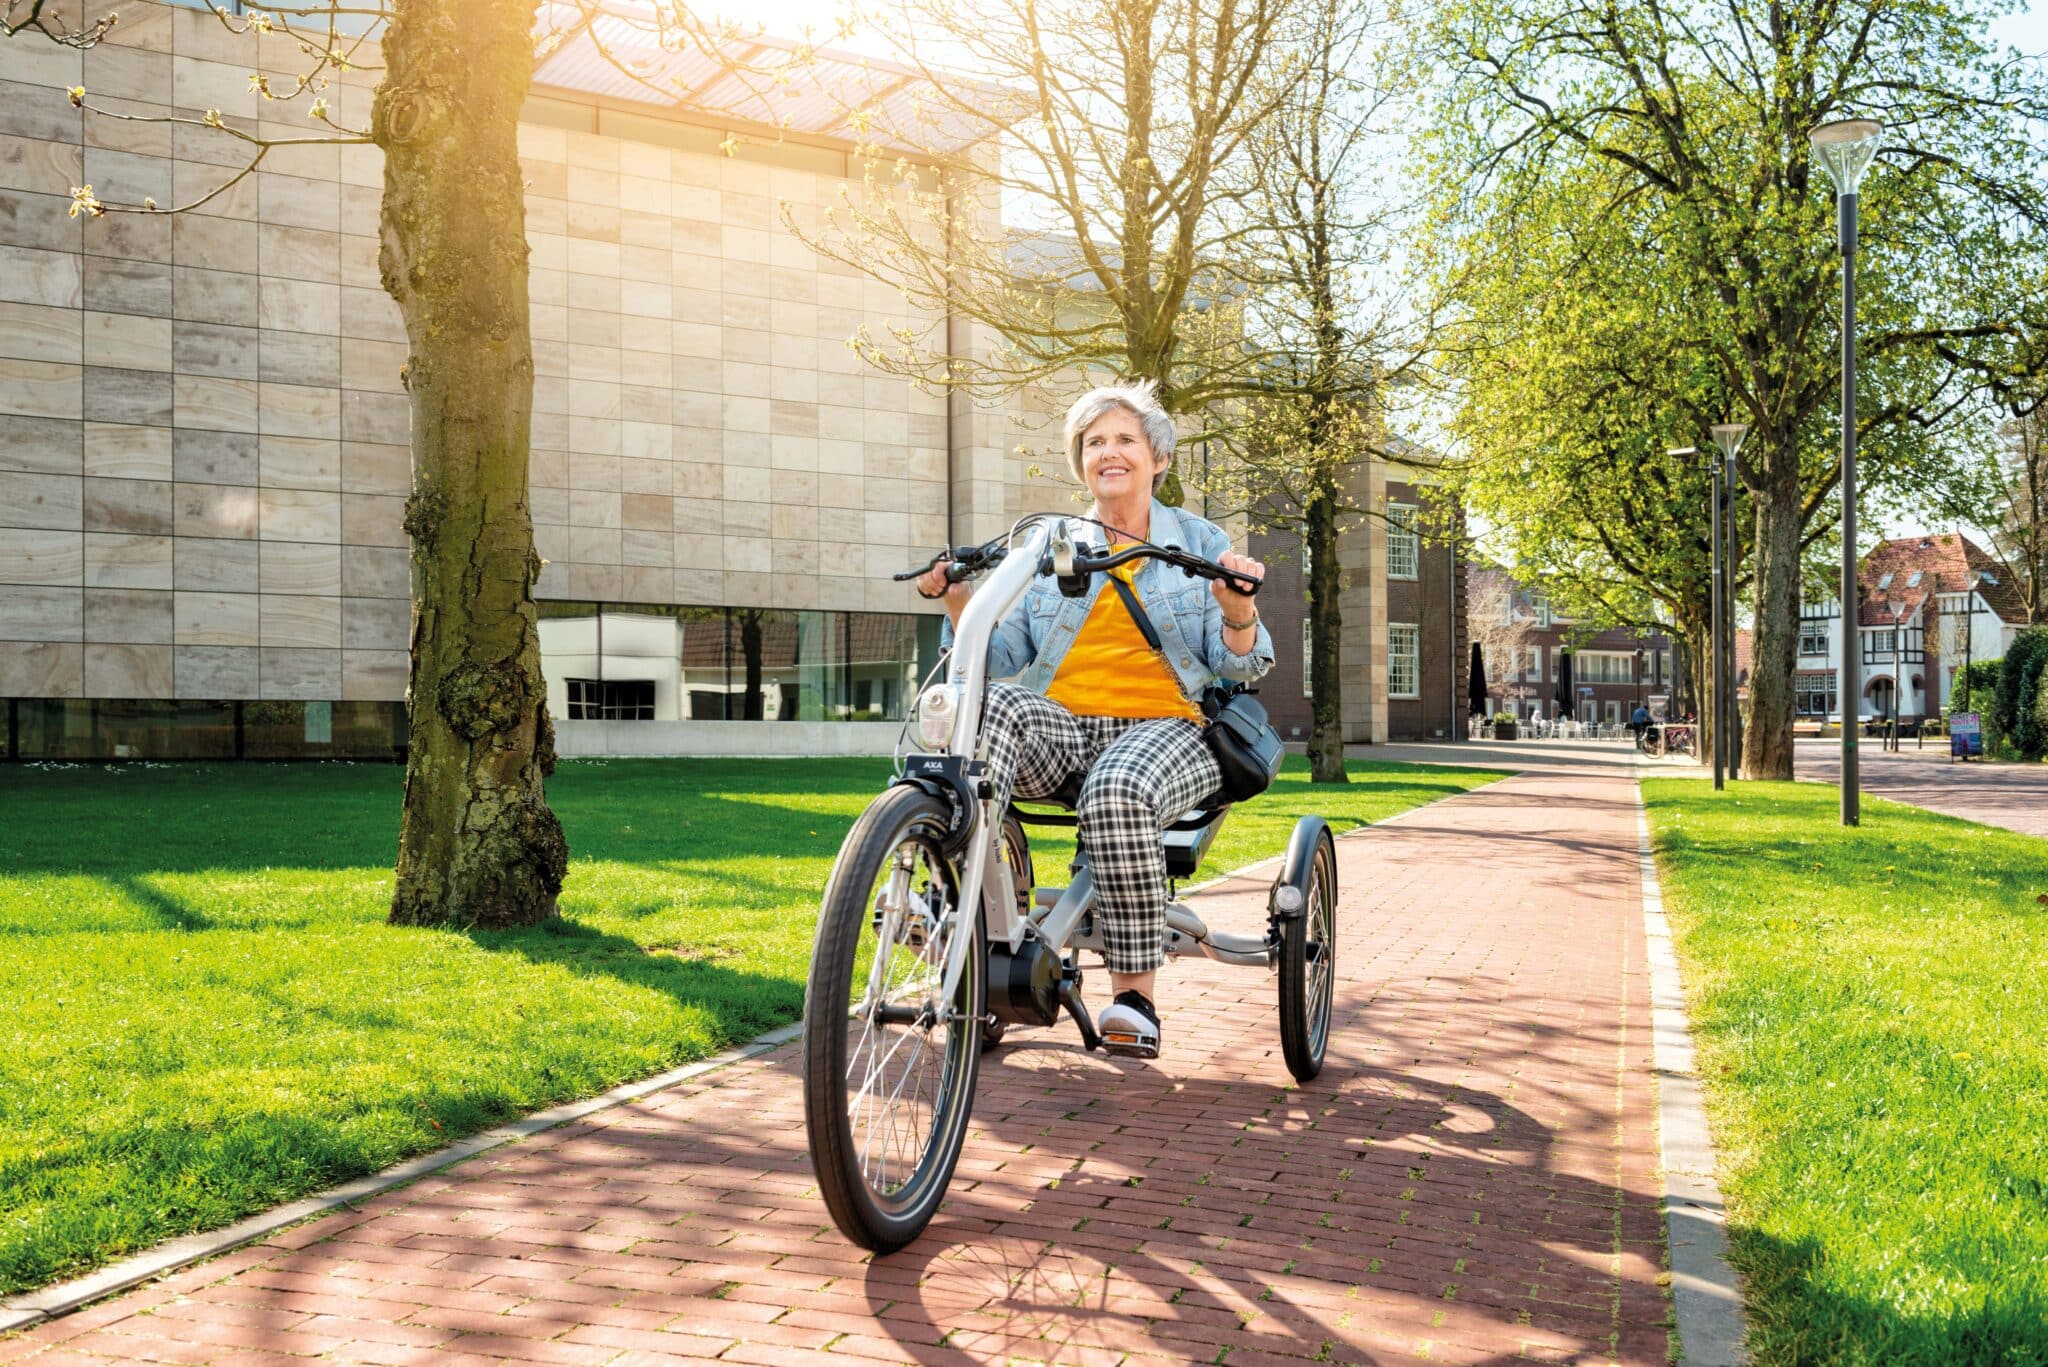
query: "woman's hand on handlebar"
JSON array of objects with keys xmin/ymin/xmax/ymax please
[
  {"xmin": 914, "ymin": 558, "xmax": 973, "ymax": 623},
  {"xmin": 1212, "ymin": 551, "xmax": 1265, "ymax": 628}
]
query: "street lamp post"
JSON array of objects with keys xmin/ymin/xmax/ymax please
[
  {"xmin": 1812, "ymin": 117, "xmax": 1881, "ymax": 826},
  {"xmin": 1887, "ymin": 597, "xmax": 1907, "ymax": 753},
  {"xmin": 1710, "ymin": 424, "xmax": 1747, "ymax": 781}
]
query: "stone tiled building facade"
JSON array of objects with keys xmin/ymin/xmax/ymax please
[
  {"xmin": 0, "ymin": 1, "xmax": 1063, "ymax": 757},
  {"xmin": 1, "ymin": 1, "xmax": 1428, "ymax": 758}
]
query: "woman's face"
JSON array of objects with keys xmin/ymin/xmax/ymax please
[{"xmin": 1079, "ymin": 407, "xmax": 1164, "ymax": 503}]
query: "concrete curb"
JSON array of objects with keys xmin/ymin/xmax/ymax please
[
  {"xmin": 1, "ymin": 771, "xmax": 1503, "ymax": 1336},
  {"xmin": 1634, "ymin": 786, "xmax": 1749, "ymax": 1364},
  {"xmin": 0, "ymin": 1021, "xmax": 805, "ymax": 1337}
]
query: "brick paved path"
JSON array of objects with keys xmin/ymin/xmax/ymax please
[
  {"xmin": 1792, "ymin": 737, "xmax": 2048, "ymax": 838},
  {"xmin": 5, "ymin": 771, "xmax": 1668, "ymax": 1366}
]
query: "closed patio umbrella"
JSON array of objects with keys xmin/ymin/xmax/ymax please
[
  {"xmin": 1554, "ymin": 650, "xmax": 1574, "ymax": 721},
  {"xmin": 1468, "ymin": 642, "xmax": 1487, "ymax": 717}
]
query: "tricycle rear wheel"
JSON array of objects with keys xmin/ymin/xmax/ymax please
[{"xmin": 1276, "ymin": 828, "xmax": 1336, "ymax": 1082}]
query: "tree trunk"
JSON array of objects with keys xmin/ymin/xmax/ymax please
[
  {"xmin": 1304, "ymin": 481, "xmax": 1346, "ymax": 783},
  {"xmin": 1741, "ymin": 469, "xmax": 1803, "ymax": 781},
  {"xmin": 381, "ymin": 0, "xmax": 567, "ymax": 928}
]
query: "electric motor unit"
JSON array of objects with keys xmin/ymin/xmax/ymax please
[{"xmin": 986, "ymin": 938, "xmax": 1063, "ymax": 1027}]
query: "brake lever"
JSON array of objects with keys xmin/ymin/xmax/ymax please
[{"xmin": 893, "ymin": 543, "xmax": 1003, "ymax": 583}]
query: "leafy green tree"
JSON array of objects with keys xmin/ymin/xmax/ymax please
[
  {"xmin": 1197, "ymin": 0, "xmax": 1421, "ymax": 782},
  {"xmin": 1997, "ymin": 627, "xmax": 2048, "ymax": 760},
  {"xmin": 1423, "ymin": 0, "xmax": 2048, "ymax": 778}
]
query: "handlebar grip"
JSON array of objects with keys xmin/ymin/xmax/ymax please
[{"xmin": 944, "ymin": 561, "xmax": 974, "ymax": 583}]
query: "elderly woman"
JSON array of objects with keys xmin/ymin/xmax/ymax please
[{"xmin": 916, "ymin": 380, "xmax": 1272, "ymax": 1058}]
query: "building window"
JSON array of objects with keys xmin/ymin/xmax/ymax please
[
  {"xmin": 1302, "ymin": 618, "xmax": 1313, "ymax": 698},
  {"xmin": 1861, "ymin": 626, "xmax": 1924, "ymax": 665},
  {"xmin": 1795, "ymin": 671, "xmax": 1838, "ymax": 717},
  {"xmin": 1386, "ymin": 505, "xmax": 1418, "ymax": 579},
  {"xmin": 1530, "ymin": 594, "xmax": 1552, "ymax": 629},
  {"xmin": 1388, "ymin": 624, "xmax": 1419, "ymax": 698},
  {"xmin": 566, "ymin": 678, "xmax": 656, "ymax": 720},
  {"xmin": 1522, "ymin": 645, "xmax": 1544, "ymax": 682},
  {"xmin": 1574, "ymin": 652, "xmax": 1633, "ymax": 683},
  {"xmin": 1799, "ymin": 626, "xmax": 1829, "ymax": 656}
]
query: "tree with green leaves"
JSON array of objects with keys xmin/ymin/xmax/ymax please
[
  {"xmin": 1195, "ymin": 0, "xmax": 1424, "ymax": 781},
  {"xmin": 1424, "ymin": 0, "xmax": 2048, "ymax": 778}
]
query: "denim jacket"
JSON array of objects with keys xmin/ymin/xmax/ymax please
[{"xmin": 946, "ymin": 500, "xmax": 1274, "ymax": 701}]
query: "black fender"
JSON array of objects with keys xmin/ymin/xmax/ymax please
[{"xmin": 1269, "ymin": 815, "xmax": 1332, "ymax": 921}]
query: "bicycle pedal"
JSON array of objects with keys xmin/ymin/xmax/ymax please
[{"xmin": 1100, "ymin": 1028, "xmax": 1160, "ymax": 1059}]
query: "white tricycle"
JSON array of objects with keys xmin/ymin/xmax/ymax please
[{"xmin": 800, "ymin": 515, "xmax": 1337, "ymax": 1251}]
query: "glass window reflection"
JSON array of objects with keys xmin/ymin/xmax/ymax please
[{"xmin": 536, "ymin": 603, "xmax": 937, "ymax": 723}]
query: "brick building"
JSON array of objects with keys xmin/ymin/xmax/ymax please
[
  {"xmin": 1250, "ymin": 464, "xmax": 1468, "ymax": 745},
  {"xmin": 1466, "ymin": 567, "xmax": 1674, "ymax": 726}
]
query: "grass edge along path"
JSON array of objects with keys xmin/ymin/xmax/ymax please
[
  {"xmin": 0, "ymin": 755, "xmax": 1506, "ymax": 1299},
  {"xmin": 1642, "ymin": 778, "xmax": 2048, "ymax": 1367}
]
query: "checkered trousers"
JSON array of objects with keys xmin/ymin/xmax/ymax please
[{"xmin": 980, "ymin": 683, "xmax": 1222, "ymax": 974}]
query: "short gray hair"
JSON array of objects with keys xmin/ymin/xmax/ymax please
[{"xmin": 1064, "ymin": 380, "xmax": 1177, "ymax": 491}]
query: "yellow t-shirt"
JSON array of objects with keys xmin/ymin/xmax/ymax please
[{"xmin": 1045, "ymin": 547, "xmax": 1202, "ymax": 720}]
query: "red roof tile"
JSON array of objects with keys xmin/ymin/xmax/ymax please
[{"xmin": 1857, "ymin": 534, "xmax": 2027, "ymax": 627}]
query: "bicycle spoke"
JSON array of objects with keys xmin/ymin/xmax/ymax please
[{"xmin": 841, "ymin": 826, "xmax": 959, "ymax": 1200}]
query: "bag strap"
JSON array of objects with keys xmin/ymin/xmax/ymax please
[{"xmin": 1105, "ymin": 573, "xmax": 1163, "ymax": 652}]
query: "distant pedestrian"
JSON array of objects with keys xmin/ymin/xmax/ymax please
[{"xmin": 1631, "ymin": 703, "xmax": 1651, "ymax": 739}]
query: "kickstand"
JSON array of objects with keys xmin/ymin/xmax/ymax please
[{"xmin": 1058, "ymin": 979, "xmax": 1102, "ymax": 1052}]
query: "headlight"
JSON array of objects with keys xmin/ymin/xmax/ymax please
[{"xmin": 915, "ymin": 684, "xmax": 961, "ymax": 751}]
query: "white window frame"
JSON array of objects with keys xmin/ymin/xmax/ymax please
[
  {"xmin": 1302, "ymin": 618, "xmax": 1313, "ymax": 698},
  {"xmin": 1388, "ymin": 622, "xmax": 1420, "ymax": 698},
  {"xmin": 1386, "ymin": 504, "xmax": 1419, "ymax": 580}
]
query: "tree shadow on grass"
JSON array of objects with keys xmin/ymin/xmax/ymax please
[
  {"xmin": 1730, "ymin": 1228, "xmax": 2048, "ymax": 1366},
  {"xmin": 465, "ymin": 916, "xmax": 806, "ymax": 1047}
]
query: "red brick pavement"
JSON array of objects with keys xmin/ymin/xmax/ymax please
[{"xmin": 4, "ymin": 770, "xmax": 1669, "ymax": 1366}]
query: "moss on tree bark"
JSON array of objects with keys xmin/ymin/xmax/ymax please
[{"xmin": 377, "ymin": 0, "xmax": 567, "ymax": 928}]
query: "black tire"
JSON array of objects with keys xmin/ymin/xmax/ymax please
[
  {"xmin": 802, "ymin": 786, "xmax": 984, "ymax": 1253},
  {"xmin": 1277, "ymin": 829, "xmax": 1337, "ymax": 1082}
]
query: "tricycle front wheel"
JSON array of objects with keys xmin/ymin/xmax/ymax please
[{"xmin": 801, "ymin": 786, "xmax": 984, "ymax": 1252}]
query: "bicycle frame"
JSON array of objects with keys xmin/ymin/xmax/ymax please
[
  {"xmin": 908, "ymin": 518, "xmax": 1284, "ymax": 1014},
  {"xmin": 925, "ymin": 520, "xmax": 1056, "ymax": 1010}
]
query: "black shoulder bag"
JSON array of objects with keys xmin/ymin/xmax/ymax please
[{"xmin": 1104, "ymin": 574, "xmax": 1285, "ymax": 803}]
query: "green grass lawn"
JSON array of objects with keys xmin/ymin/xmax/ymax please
[
  {"xmin": 0, "ymin": 754, "xmax": 1503, "ymax": 1296},
  {"xmin": 1643, "ymin": 779, "xmax": 2048, "ymax": 1366}
]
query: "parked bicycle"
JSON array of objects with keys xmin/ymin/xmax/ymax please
[
  {"xmin": 1636, "ymin": 721, "xmax": 1696, "ymax": 758},
  {"xmin": 801, "ymin": 515, "xmax": 1336, "ymax": 1252}
]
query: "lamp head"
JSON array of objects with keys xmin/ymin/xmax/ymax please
[
  {"xmin": 1708, "ymin": 423, "xmax": 1748, "ymax": 459},
  {"xmin": 1810, "ymin": 118, "xmax": 1882, "ymax": 195}
]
